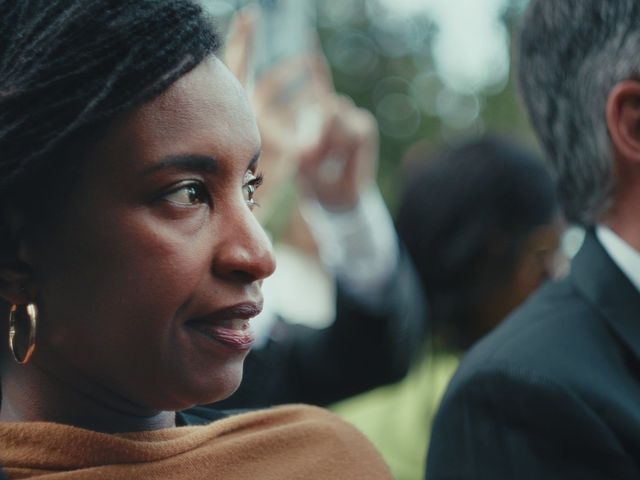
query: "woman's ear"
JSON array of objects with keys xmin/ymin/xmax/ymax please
[
  {"xmin": 606, "ymin": 80, "xmax": 640, "ymax": 165},
  {"xmin": 517, "ymin": 225, "xmax": 561, "ymax": 285},
  {"xmin": 0, "ymin": 261, "xmax": 33, "ymax": 305},
  {"xmin": 0, "ymin": 210, "xmax": 36, "ymax": 305}
]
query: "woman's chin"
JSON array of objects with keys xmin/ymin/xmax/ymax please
[{"xmin": 170, "ymin": 363, "xmax": 245, "ymax": 410}]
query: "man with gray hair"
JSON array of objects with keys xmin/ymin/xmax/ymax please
[{"xmin": 426, "ymin": 1, "xmax": 640, "ymax": 478}]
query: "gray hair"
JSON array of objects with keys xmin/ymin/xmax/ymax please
[{"xmin": 518, "ymin": 0, "xmax": 640, "ymax": 225}]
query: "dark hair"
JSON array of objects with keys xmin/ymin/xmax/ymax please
[
  {"xmin": 518, "ymin": 0, "xmax": 640, "ymax": 225},
  {"xmin": 396, "ymin": 136, "xmax": 558, "ymax": 348},
  {"xmin": 0, "ymin": 0, "xmax": 220, "ymax": 260}
]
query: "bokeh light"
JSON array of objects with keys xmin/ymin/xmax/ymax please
[{"xmin": 201, "ymin": 0, "xmax": 535, "ymax": 207}]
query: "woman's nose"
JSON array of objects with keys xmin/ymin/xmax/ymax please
[{"xmin": 212, "ymin": 210, "xmax": 276, "ymax": 284}]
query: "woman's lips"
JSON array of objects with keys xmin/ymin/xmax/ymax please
[
  {"xmin": 188, "ymin": 320, "xmax": 255, "ymax": 350},
  {"xmin": 186, "ymin": 303, "xmax": 261, "ymax": 351}
]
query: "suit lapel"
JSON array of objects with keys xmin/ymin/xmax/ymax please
[{"xmin": 570, "ymin": 230, "xmax": 640, "ymax": 361}]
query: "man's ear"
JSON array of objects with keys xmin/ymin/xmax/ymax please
[{"xmin": 606, "ymin": 80, "xmax": 640, "ymax": 165}]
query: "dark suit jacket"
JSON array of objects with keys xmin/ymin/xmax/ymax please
[
  {"xmin": 215, "ymin": 247, "xmax": 426, "ymax": 409},
  {"xmin": 426, "ymin": 231, "xmax": 640, "ymax": 479}
]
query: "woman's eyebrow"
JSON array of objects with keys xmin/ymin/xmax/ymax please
[{"xmin": 142, "ymin": 154, "xmax": 220, "ymax": 176}]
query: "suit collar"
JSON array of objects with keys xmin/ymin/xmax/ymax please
[{"xmin": 571, "ymin": 229, "xmax": 640, "ymax": 360}]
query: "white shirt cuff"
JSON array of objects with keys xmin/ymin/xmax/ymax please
[{"xmin": 300, "ymin": 185, "xmax": 399, "ymax": 300}]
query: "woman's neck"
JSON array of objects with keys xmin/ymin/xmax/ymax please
[{"xmin": 0, "ymin": 360, "xmax": 175, "ymax": 433}]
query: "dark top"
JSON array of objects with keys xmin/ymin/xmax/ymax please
[
  {"xmin": 426, "ymin": 231, "xmax": 640, "ymax": 479},
  {"xmin": 215, "ymin": 246, "xmax": 426, "ymax": 408},
  {"xmin": 176, "ymin": 405, "xmax": 232, "ymax": 426}
]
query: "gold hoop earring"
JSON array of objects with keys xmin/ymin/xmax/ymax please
[{"xmin": 8, "ymin": 303, "xmax": 38, "ymax": 365}]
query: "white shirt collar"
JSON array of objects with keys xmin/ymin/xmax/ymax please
[{"xmin": 596, "ymin": 225, "xmax": 640, "ymax": 294}]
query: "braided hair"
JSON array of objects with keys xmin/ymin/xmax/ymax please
[{"xmin": 0, "ymin": 0, "xmax": 220, "ymax": 261}]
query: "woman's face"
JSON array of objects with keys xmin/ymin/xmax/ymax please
[{"xmin": 24, "ymin": 57, "xmax": 276, "ymax": 411}]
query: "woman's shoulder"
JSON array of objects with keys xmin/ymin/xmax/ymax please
[
  {"xmin": 182, "ymin": 403, "xmax": 376, "ymax": 440},
  {"xmin": 184, "ymin": 404, "xmax": 394, "ymax": 479}
]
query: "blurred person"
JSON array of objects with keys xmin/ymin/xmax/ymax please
[
  {"xmin": 214, "ymin": 9, "xmax": 425, "ymax": 409},
  {"xmin": 0, "ymin": 1, "xmax": 394, "ymax": 478},
  {"xmin": 427, "ymin": 2, "xmax": 640, "ymax": 479},
  {"xmin": 332, "ymin": 136, "xmax": 561, "ymax": 480}
]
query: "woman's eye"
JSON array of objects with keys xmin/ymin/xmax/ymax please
[
  {"xmin": 163, "ymin": 182, "xmax": 208, "ymax": 206},
  {"xmin": 243, "ymin": 171, "xmax": 263, "ymax": 210}
]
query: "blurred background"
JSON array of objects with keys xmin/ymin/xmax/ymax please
[
  {"xmin": 199, "ymin": 5, "xmax": 585, "ymax": 477},
  {"xmin": 201, "ymin": 0, "xmax": 535, "ymax": 212},
  {"xmin": 199, "ymin": 0, "xmax": 586, "ymax": 332}
]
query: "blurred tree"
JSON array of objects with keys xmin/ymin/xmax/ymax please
[{"xmin": 202, "ymin": 0, "xmax": 536, "ymax": 213}]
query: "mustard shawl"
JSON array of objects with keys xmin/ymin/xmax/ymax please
[{"xmin": 0, "ymin": 405, "xmax": 392, "ymax": 479}]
